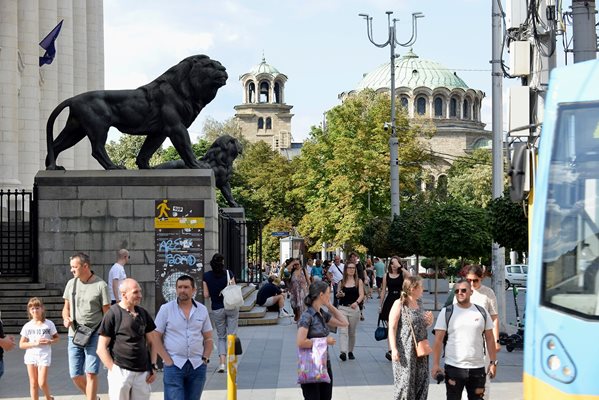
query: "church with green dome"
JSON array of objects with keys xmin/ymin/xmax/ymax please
[{"xmin": 339, "ymin": 49, "xmax": 492, "ymax": 189}]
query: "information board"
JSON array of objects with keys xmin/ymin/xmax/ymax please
[{"xmin": 154, "ymin": 199, "xmax": 204, "ymax": 310}]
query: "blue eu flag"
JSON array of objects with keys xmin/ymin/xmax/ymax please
[{"xmin": 39, "ymin": 20, "xmax": 63, "ymax": 67}]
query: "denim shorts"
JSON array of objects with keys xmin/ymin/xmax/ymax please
[{"xmin": 67, "ymin": 333, "xmax": 100, "ymax": 377}]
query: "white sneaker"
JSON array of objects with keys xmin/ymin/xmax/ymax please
[
  {"xmin": 279, "ymin": 309, "xmax": 291, "ymax": 318},
  {"xmin": 217, "ymin": 363, "xmax": 225, "ymax": 373}
]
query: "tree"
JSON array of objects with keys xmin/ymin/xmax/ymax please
[
  {"xmin": 105, "ymin": 135, "xmax": 165, "ymax": 169},
  {"xmin": 202, "ymin": 116, "xmax": 249, "ymax": 150},
  {"xmin": 488, "ymin": 195, "xmax": 528, "ymax": 253},
  {"xmin": 262, "ymin": 217, "xmax": 294, "ymax": 262},
  {"xmin": 361, "ymin": 216, "xmax": 393, "ymax": 257},
  {"xmin": 292, "ymin": 89, "xmax": 434, "ymax": 252},
  {"xmin": 231, "ymin": 141, "xmax": 301, "ymax": 223},
  {"xmin": 161, "ymin": 139, "xmax": 211, "ymax": 162},
  {"xmin": 388, "ymin": 194, "xmax": 430, "ymax": 258},
  {"xmin": 446, "ymin": 149, "xmax": 494, "ymax": 208},
  {"xmin": 422, "ymin": 201, "xmax": 491, "ymax": 262}
]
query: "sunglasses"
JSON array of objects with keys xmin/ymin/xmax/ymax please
[
  {"xmin": 454, "ymin": 288, "xmax": 469, "ymax": 294},
  {"xmin": 467, "ymin": 278, "xmax": 480, "ymax": 283}
]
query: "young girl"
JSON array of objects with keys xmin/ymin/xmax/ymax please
[{"xmin": 19, "ymin": 297, "xmax": 59, "ymax": 400}]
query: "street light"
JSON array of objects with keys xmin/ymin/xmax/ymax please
[{"xmin": 359, "ymin": 11, "xmax": 424, "ymax": 218}]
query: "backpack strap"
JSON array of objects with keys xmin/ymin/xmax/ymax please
[{"xmin": 473, "ymin": 304, "xmax": 488, "ymax": 355}]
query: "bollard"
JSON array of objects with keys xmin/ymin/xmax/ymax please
[{"xmin": 227, "ymin": 334, "xmax": 243, "ymax": 400}]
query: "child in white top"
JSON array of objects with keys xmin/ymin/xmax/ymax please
[{"xmin": 19, "ymin": 297, "xmax": 59, "ymax": 400}]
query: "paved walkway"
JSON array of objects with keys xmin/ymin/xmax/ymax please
[{"xmin": 0, "ymin": 288, "xmax": 524, "ymax": 399}]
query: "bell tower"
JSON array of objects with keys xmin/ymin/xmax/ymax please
[{"xmin": 234, "ymin": 57, "xmax": 294, "ymax": 150}]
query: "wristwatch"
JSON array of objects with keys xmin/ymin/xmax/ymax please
[
  {"xmin": 202, "ymin": 356, "xmax": 210, "ymax": 364},
  {"xmin": 489, "ymin": 360, "xmax": 498, "ymax": 366},
  {"xmin": 152, "ymin": 363, "xmax": 159, "ymax": 371}
]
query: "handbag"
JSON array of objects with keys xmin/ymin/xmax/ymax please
[
  {"xmin": 408, "ymin": 307, "xmax": 432, "ymax": 357},
  {"xmin": 297, "ymin": 337, "xmax": 330, "ymax": 384},
  {"xmin": 221, "ymin": 270, "xmax": 244, "ymax": 310},
  {"xmin": 71, "ymin": 278, "xmax": 98, "ymax": 347},
  {"xmin": 374, "ymin": 315, "xmax": 388, "ymax": 341}
]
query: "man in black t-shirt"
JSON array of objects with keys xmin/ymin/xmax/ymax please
[
  {"xmin": 96, "ymin": 278, "xmax": 172, "ymax": 399},
  {"xmin": 257, "ymin": 276, "xmax": 290, "ymax": 317},
  {"xmin": 0, "ymin": 317, "xmax": 16, "ymax": 380}
]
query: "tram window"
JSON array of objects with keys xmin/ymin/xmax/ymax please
[{"xmin": 542, "ymin": 101, "xmax": 599, "ymax": 318}]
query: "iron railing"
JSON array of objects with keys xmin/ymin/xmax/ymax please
[
  {"xmin": 218, "ymin": 210, "xmax": 262, "ymax": 284},
  {"xmin": 0, "ymin": 188, "xmax": 37, "ymax": 279}
]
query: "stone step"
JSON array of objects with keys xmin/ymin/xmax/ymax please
[
  {"xmin": 238, "ymin": 311, "xmax": 279, "ymax": 326},
  {"xmin": 241, "ymin": 284, "xmax": 256, "ymax": 299},
  {"xmin": 0, "ymin": 289, "xmax": 63, "ymax": 298},
  {"xmin": 240, "ymin": 290, "xmax": 257, "ymax": 312},
  {"xmin": 239, "ymin": 306, "xmax": 266, "ymax": 319},
  {"xmin": 0, "ymin": 283, "xmax": 45, "ymax": 290},
  {"xmin": 0, "ymin": 296, "xmax": 64, "ymax": 304}
]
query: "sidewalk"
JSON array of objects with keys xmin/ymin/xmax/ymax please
[{"xmin": 0, "ymin": 290, "xmax": 524, "ymax": 399}]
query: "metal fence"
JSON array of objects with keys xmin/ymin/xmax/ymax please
[
  {"xmin": 218, "ymin": 210, "xmax": 262, "ymax": 284},
  {"xmin": 0, "ymin": 188, "xmax": 38, "ymax": 279}
]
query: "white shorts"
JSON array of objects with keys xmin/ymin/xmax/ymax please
[
  {"xmin": 24, "ymin": 350, "xmax": 51, "ymax": 367},
  {"xmin": 263, "ymin": 296, "xmax": 279, "ymax": 307}
]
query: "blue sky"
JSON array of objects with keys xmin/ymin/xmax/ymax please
[{"xmin": 103, "ymin": 0, "xmax": 500, "ymax": 142}]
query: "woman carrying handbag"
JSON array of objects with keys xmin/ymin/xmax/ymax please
[
  {"xmin": 203, "ymin": 253, "xmax": 239, "ymax": 373},
  {"xmin": 388, "ymin": 276, "xmax": 434, "ymax": 400},
  {"xmin": 296, "ymin": 281, "xmax": 348, "ymax": 400}
]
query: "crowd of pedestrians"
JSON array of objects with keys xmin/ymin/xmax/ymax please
[{"xmin": 1, "ymin": 251, "xmax": 503, "ymax": 400}]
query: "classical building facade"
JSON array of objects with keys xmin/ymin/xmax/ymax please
[
  {"xmin": 234, "ymin": 57, "xmax": 296, "ymax": 153},
  {"xmin": 339, "ymin": 49, "xmax": 492, "ymax": 189},
  {"xmin": 0, "ymin": 0, "xmax": 103, "ymax": 192}
]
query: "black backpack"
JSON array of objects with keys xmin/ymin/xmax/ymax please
[{"xmin": 440, "ymin": 303, "xmax": 488, "ymax": 356}]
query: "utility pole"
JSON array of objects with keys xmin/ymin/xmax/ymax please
[
  {"xmin": 491, "ymin": 0, "xmax": 506, "ymax": 329},
  {"xmin": 570, "ymin": 0, "xmax": 598, "ymax": 62},
  {"xmin": 359, "ymin": 11, "xmax": 424, "ymax": 218}
]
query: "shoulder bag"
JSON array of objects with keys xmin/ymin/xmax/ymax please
[
  {"xmin": 297, "ymin": 337, "xmax": 330, "ymax": 384},
  {"xmin": 71, "ymin": 278, "xmax": 98, "ymax": 347},
  {"xmin": 221, "ymin": 270, "xmax": 244, "ymax": 310},
  {"xmin": 374, "ymin": 315, "xmax": 388, "ymax": 341},
  {"xmin": 407, "ymin": 307, "xmax": 432, "ymax": 357}
]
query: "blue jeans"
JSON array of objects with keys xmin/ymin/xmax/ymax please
[
  {"xmin": 0, "ymin": 359, "xmax": 4, "ymax": 379},
  {"xmin": 163, "ymin": 360, "xmax": 207, "ymax": 400},
  {"xmin": 67, "ymin": 333, "xmax": 101, "ymax": 377}
]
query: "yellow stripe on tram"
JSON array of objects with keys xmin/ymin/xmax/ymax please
[{"xmin": 524, "ymin": 373, "xmax": 599, "ymax": 400}]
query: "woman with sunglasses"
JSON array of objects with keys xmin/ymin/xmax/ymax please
[
  {"xmin": 388, "ymin": 276, "xmax": 433, "ymax": 400},
  {"xmin": 336, "ymin": 262, "xmax": 365, "ymax": 361}
]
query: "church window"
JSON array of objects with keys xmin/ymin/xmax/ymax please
[
  {"xmin": 274, "ymin": 82, "xmax": 282, "ymax": 103},
  {"xmin": 434, "ymin": 97, "xmax": 444, "ymax": 117},
  {"xmin": 463, "ymin": 99, "xmax": 470, "ymax": 119},
  {"xmin": 247, "ymin": 82, "xmax": 255, "ymax": 103},
  {"xmin": 425, "ymin": 174, "xmax": 435, "ymax": 191},
  {"xmin": 416, "ymin": 96, "xmax": 426, "ymax": 115},
  {"xmin": 259, "ymin": 81, "xmax": 270, "ymax": 103},
  {"xmin": 400, "ymin": 96, "xmax": 409, "ymax": 110},
  {"xmin": 258, "ymin": 117, "xmax": 264, "ymax": 129},
  {"xmin": 473, "ymin": 100, "xmax": 479, "ymax": 121},
  {"xmin": 437, "ymin": 175, "xmax": 448, "ymax": 199},
  {"xmin": 450, "ymin": 97, "xmax": 458, "ymax": 117},
  {"xmin": 266, "ymin": 117, "xmax": 272, "ymax": 129}
]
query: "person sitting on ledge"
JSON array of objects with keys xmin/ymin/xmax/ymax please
[{"xmin": 256, "ymin": 276, "xmax": 291, "ymax": 318}]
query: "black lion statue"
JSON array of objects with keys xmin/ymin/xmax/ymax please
[
  {"xmin": 45, "ymin": 55, "xmax": 227, "ymax": 170},
  {"xmin": 155, "ymin": 135, "xmax": 243, "ymax": 208}
]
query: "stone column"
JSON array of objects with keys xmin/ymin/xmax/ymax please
[
  {"xmin": 72, "ymin": 0, "xmax": 90, "ymax": 170},
  {"xmin": 38, "ymin": 0, "xmax": 58, "ymax": 169},
  {"xmin": 18, "ymin": 0, "xmax": 41, "ymax": 189},
  {"xmin": 0, "ymin": 0, "xmax": 21, "ymax": 187},
  {"xmin": 56, "ymin": 0, "xmax": 74, "ymax": 170},
  {"xmin": 85, "ymin": 0, "xmax": 104, "ymax": 169}
]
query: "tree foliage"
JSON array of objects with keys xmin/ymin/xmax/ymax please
[
  {"xmin": 105, "ymin": 135, "xmax": 165, "ymax": 169},
  {"xmin": 446, "ymin": 149, "xmax": 493, "ymax": 208},
  {"xmin": 488, "ymin": 195, "xmax": 528, "ymax": 253},
  {"xmin": 422, "ymin": 201, "xmax": 491, "ymax": 260},
  {"xmin": 202, "ymin": 116, "xmax": 249, "ymax": 150},
  {"xmin": 388, "ymin": 194, "xmax": 430, "ymax": 258},
  {"xmin": 361, "ymin": 216, "xmax": 393, "ymax": 257},
  {"xmin": 262, "ymin": 217, "xmax": 294, "ymax": 262},
  {"xmin": 292, "ymin": 90, "xmax": 434, "ymax": 252}
]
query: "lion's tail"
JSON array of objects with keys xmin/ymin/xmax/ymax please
[{"xmin": 45, "ymin": 98, "xmax": 71, "ymax": 169}]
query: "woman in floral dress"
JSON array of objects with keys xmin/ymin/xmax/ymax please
[
  {"xmin": 388, "ymin": 276, "xmax": 434, "ymax": 400},
  {"xmin": 289, "ymin": 258, "xmax": 309, "ymax": 321}
]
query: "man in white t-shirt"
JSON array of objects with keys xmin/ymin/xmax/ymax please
[
  {"xmin": 432, "ymin": 280, "xmax": 497, "ymax": 400},
  {"xmin": 330, "ymin": 256, "xmax": 344, "ymax": 307},
  {"xmin": 108, "ymin": 249, "xmax": 129, "ymax": 305}
]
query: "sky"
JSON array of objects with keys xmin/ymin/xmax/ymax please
[{"xmin": 102, "ymin": 0, "xmax": 522, "ymax": 143}]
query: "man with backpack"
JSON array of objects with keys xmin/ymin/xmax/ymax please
[{"xmin": 431, "ymin": 279, "xmax": 497, "ymax": 400}]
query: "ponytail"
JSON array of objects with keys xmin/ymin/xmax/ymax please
[{"xmin": 304, "ymin": 281, "xmax": 329, "ymax": 307}]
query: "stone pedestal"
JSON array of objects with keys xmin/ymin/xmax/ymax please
[{"xmin": 35, "ymin": 170, "xmax": 218, "ymax": 313}]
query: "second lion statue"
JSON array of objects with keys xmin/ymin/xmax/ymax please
[{"xmin": 45, "ymin": 54, "xmax": 227, "ymax": 170}]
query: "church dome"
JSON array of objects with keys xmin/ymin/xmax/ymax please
[
  {"xmin": 356, "ymin": 49, "xmax": 469, "ymax": 91},
  {"xmin": 249, "ymin": 57, "xmax": 281, "ymax": 76}
]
